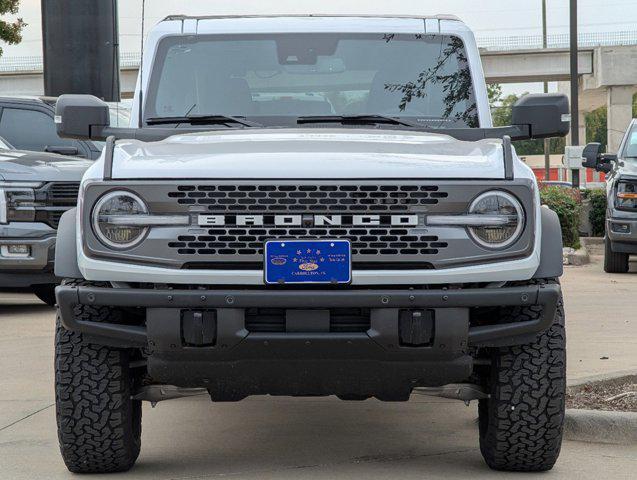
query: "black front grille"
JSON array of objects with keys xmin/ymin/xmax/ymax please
[
  {"xmin": 47, "ymin": 182, "xmax": 81, "ymax": 204},
  {"xmin": 245, "ymin": 308, "xmax": 371, "ymax": 333},
  {"xmin": 168, "ymin": 184, "xmax": 449, "ymax": 213},
  {"xmin": 163, "ymin": 182, "xmax": 454, "ymax": 268},
  {"xmin": 36, "ymin": 182, "xmax": 80, "ymax": 228}
]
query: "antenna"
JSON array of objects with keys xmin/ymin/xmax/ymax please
[{"xmin": 138, "ymin": 0, "xmax": 146, "ymax": 128}]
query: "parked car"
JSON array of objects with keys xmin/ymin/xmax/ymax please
[
  {"xmin": 583, "ymin": 119, "xmax": 637, "ymax": 272},
  {"xmin": 0, "ymin": 136, "xmax": 92, "ymax": 304},
  {"xmin": 0, "ymin": 96, "xmax": 129, "ymax": 160},
  {"xmin": 53, "ymin": 14, "xmax": 569, "ymax": 473}
]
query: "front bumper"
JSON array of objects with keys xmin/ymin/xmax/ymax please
[
  {"xmin": 0, "ymin": 235, "xmax": 57, "ymax": 287},
  {"xmin": 56, "ymin": 283, "xmax": 560, "ymax": 398},
  {"xmin": 607, "ymin": 217, "xmax": 637, "ymax": 253}
]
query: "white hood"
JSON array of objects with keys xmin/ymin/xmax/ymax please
[{"xmin": 108, "ymin": 128, "xmax": 512, "ymax": 180}]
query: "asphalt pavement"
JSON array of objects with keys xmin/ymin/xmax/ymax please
[{"xmin": 0, "ymin": 257, "xmax": 635, "ymax": 479}]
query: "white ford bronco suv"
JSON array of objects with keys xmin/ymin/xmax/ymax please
[{"xmin": 53, "ymin": 14, "xmax": 569, "ymax": 474}]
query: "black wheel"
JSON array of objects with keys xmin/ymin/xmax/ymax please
[
  {"xmin": 55, "ymin": 280, "xmax": 141, "ymax": 473},
  {"xmin": 604, "ymin": 236, "xmax": 629, "ymax": 273},
  {"xmin": 32, "ymin": 284, "xmax": 57, "ymax": 306},
  {"xmin": 478, "ymin": 279, "xmax": 565, "ymax": 472}
]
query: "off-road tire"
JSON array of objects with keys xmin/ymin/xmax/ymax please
[
  {"xmin": 32, "ymin": 283, "xmax": 57, "ymax": 306},
  {"xmin": 55, "ymin": 279, "xmax": 142, "ymax": 473},
  {"xmin": 604, "ymin": 235, "xmax": 629, "ymax": 273},
  {"xmin": 478, "ymin": 279, "xmax": 565, "ymax": 472}
]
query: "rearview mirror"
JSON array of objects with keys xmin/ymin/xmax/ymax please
[
  {"xmin": 55, "ymin": 94, "xmax": 110, "ymax": 139},
  {"xmin": 511, "ymin": 93, "xmax": 570, "ymax": 139}
]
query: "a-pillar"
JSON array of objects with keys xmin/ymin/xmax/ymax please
[{"xmin": 607, "ymin": 86, "xmax": 636, "ymax": 153}]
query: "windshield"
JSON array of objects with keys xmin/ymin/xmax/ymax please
[{"xmin": 145, "ymin": 33, "xmax": 478, "ymax": 128}]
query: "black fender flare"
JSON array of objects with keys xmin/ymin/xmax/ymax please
[
  {"xmin": 532, "ymin": 206, "xmax": 563, "ymax": 279},
  {"xmin": 54, "ymin": 208, "xmax": 83, "ymax": 279}
]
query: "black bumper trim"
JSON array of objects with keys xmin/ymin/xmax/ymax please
[{"xmin": 55, "ymin": 283, "xmax": 560, "ymax": 348}]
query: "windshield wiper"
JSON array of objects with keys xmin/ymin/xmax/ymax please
[
  {"xmin": 297, "ymin": 114, "xmax": 422, "ymax": 128},
  {"xmin": 146, "ymin": 114, "xmax": 262, "ymax": 127}
]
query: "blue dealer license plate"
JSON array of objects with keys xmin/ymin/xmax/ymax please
[{"xmin": 264, "ymin": 239, "xmax": 352, "ymax": 285}]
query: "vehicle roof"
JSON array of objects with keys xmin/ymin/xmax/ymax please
[
  {"xmin": 0, "ymin": 95, "xmax": 57, "ymax": 106},
  {"xmin": 162, "ymin": 13, "xmax": 462, "ymax": 22}
]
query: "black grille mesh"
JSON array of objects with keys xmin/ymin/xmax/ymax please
[
  {"xmin": 168, "ymin": 184, "xmax": 448, "ymax": 213},
  {"xmin": 169, "ymin": 227, "xmax": 448, "ymax": 257},
  {"xmin": 165, "ymin": 183, "xmax": 451, "ymax": 265}
]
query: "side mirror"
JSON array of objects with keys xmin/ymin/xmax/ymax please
[
  {"xmin": 44, "ymin": 145, "xmax": 80, "ymax": 156},
  {"xmin": 582, "ymin": 142, "xmax": 617, "ymax": 172},
  {"xmin": 511, "ymin": 93, "xmax": 570, "ymax": 139},
  {"xmin": 55, "ymin": 94, "xmax": 110, "ymax": 140},
  {"xmin": 582, "ymin": 142, "xmax": 602, "ymax": 168}
]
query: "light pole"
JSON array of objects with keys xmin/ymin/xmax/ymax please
[
  {"xmin": 542, "ymin": 0, "xmax": 550, "ymax": 181},
  {"xmin": 570, "ymin": 0, "xmax": 580, "ymax": 188}
]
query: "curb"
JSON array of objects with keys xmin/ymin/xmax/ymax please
[
  {"xmin": 564, "ymin": 408, "xmax": 637, "ymax": 444},
  {"xmin": 563, "ymin": 246, "xmax": 590, "ymax": 266},
  {"xmin": 568, "ymin": 369, "xmax": 637, "ymax": 387},
  {"xmin": 580, "ymin": 236, "xmax": 605, "ymax": 256}
]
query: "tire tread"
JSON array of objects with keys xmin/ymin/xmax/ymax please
[
  {"xmin": 55, "ymin": 279, "xmax": 141, "ymax": 473},
  {"xmin": 478, "ymin": 278, "xmax": 566, "ymax": 472}
]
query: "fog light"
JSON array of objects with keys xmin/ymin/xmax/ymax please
[
  {"xmin": 611, "ymin": 223, "xmax": 631, "ymax": 234},
  {"xmin": 1, "ymin": 244, "xmax": 30, "ymax": 257}
]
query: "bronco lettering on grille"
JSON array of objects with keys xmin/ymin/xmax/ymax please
[{"xmin": 197, "ymin": 214, "xmax": 419, "ymax": 227}]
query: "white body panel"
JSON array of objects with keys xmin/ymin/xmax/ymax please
[{"xmin": 109, "ymin": 129, "xmax": 511, "ymax": 180}]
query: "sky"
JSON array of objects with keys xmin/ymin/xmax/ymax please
[{"xmin": 2, "ymin": 0, "xmax": 637, "ymax": 95}]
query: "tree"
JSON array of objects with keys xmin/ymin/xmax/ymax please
[
  {"xmin": 0, "ymin": 1, "xmax": 26, "ymax": 58},
  {"xmin": 487, "ymin": 83, "xmax": 503, "ymax": 106},
  {"xmin": 585, "ymin": 106, "xmax": 607, "ymax": 152}
]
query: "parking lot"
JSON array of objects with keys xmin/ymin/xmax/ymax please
[{"xmin": 0, "ymin": 257, "xmax": 635, "ymax": 480}]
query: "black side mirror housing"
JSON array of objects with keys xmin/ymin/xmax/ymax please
[
  {"xmin": 511, "ymin": 93, "xmax": 570, "ymax": 139},
  {"xmin": 582, "ymin": 142, "xmax": 617, "ymax": 172},
  {"xmin": 582, "ymin": 142, "xmax": 602, "ymax": 168},
  {"xmin": 55, "ymin": 94, "xmax": 110, "ymax": 139},
  {"xmin": 44, "ymin": 145, "xmax": 80, "ymax": 156}
]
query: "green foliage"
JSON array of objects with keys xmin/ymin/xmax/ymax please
[
  {"xmin": 540, "ymin": 186, "xmax": 582, "ymax": 248},
  {"xmin": 487, "ymin": 83, "xmax": 503, "ymax": 106},
  {"xmin": 585, "ymin": 106, "xmax": 608, "ymax": 152},
  {"xmin": 0, "ymin": 0, "xmax": 25, "ymax": 58},
  {"xmin": 491, "ymin": 92, "xmax": 565, "ymax": 156},
  {"xmin": 582, "ymin": 188, "xmax": 608, "ymax": 237}
]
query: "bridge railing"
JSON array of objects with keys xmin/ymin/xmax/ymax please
[{"xmin": 477, "ymin": 30, "xmax": 637, "ymax": 51}]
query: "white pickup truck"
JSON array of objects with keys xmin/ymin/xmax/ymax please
[{"xmin": 53, "ymin": 14, "xmax": 569, "ymax": 473}]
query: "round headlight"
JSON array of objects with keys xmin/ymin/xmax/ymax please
[
  {"xmin": 92, "ymin": 191, "xmax": 148, "ymax": 249},
  {"xmin": 468, "ymin": 191, "xmax": 524, "ymax": 249}
]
